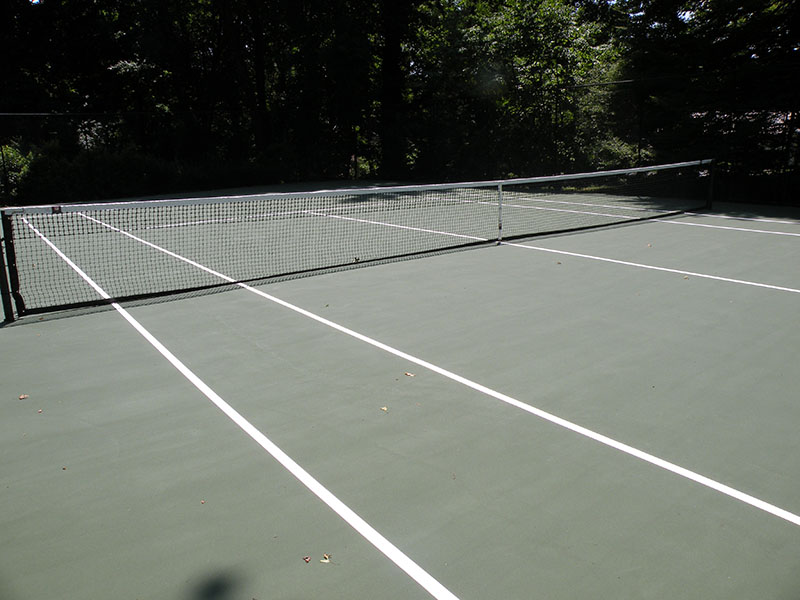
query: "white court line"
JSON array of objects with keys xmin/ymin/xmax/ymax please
[
  {"xmin": 685, "ymin": 212, "xmax": 800, "ymax": 225},
  {"xmin": 489, "ymin": 196, "xmax": 664, "ymax": 214},
  {"xmin": 504, "ymin": 241, "xmax": 800, "ymax": 294},
  {"xmin": 480, "ymin": 197, "xmax": 800, "ymax": 230},
  {"xmin": 499, "ymin": 202, "xmax": 645, "ymax": 221},
  {"xmin": 75, "ymin": 213, "xmax": 800, "ymax": 529},
  {"xmin": 656, "ymin": 220, "xmax": 800, "ymax": 237},
  {"xmin": 305, "ymin": 210, "xmax": 489, "ymax": 241},
  {"xmin": 488, "ymin": 194, "xmax": 800, "ymax": 228},
  {"xmin": 492, "ymin": 200, "xmax": 800, "ymax": 236},
  {"xmin": 80, "ymin": 210, "xmax": 800, "ymax": 298},
  {"xmin": 22, "ymin": 217, "xmax": 460, "ymax": 600},
  {"xmin": 148, "ymin": 209, "xmax": 306, "ymax": 229}
]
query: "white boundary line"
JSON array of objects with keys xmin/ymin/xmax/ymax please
[
  {"xmin": 492, "ymin": 199, "xmax": 800, "ymax": 237},
  {"xmin": 305, "ymin": 210, "xmax": 489, "ymax": 241},
  {"xmin": 656, "ymin": 220, "xmax": 800, "ymax": 237},
  {"xmin": 21, "ymin": 217, "xmax": 460, "ymax": 600},
  {"xmin": 503, "ymin": 241, "xmax": 800, "ymax": 294},
  {"xmin": 72, "ymin": 213, "xmax": 800, "ymax": 529},
  {"xmin": 685, "ymin": 212, "xmax": 800, "ymax": 225}
]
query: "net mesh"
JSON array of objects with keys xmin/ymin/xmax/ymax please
[{"xmin": 1, "ymin": 161, "xmax": 711, "ymax": 318}]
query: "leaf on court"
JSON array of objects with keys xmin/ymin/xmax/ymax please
[
  {"xmin": 380, "ymin": 406, "xmax": 388, "ymax": 412},
  {"xmin": 320, "ymin": 553, "xmax": 332, "ymax": 563},
  {"xmin": 18, "ymin": 394, "xmax": 29, "ymax": 400},
  {"xmin": 37, "ymin": 409, "xmax": 42, "ymax": 413},
  {"xmin": 404, "ymin": 372, "xmax": 415, "ymax": 377},
  {"xmin": 647, "ymin": 243, "xmax": 652, "ymax": 247},
  {"xmin": 303, "ymin": 556, "xmax": 311, "ymax": 563},
  {"xmin": 683, "ymin": 275, "xmax": 689, "ymax": 279}
]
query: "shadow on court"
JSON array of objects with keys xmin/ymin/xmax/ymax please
[{"xmin": 185, "ymin": 570, "xmax": 245, "ymax": 600}]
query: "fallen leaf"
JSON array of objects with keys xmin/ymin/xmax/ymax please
[
  {"xmin": 380, "ymin": 406, "xmax": 388, "ymax": 412},
  {"xmin": 19, "ymin": 394, "xmax": 29, "ymax": 400},
  {"xmin": 37, "ymin": 409, "xmax": 42, "ymax": 414},
  {"xmin": 320, "ymin": 553, "xmax": 331, "ymax": 563},
  {"xmin": 404, "ymin": 372, "xmax": 415, "ymax": 377},
  {"xmin": 303, "ymin": 556, "xmax": 311, "ymax": 563},
  {"xmin": 683, "ymin": 275, "xmax": 689, "ymax": 280}
]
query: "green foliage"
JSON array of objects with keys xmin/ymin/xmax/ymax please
[
  {"xmin": 407, "ymin": 0, "xmax": 621, "ymax": 178},
  {"xmin": 13, "ymin": 141, "xmax": 282, "ymax": 203},
  {"xmin": 17, "ymin": 143, "xmax": 174, "ymax": 202},
  {"xmin": 597, "ymin": 0, "xmax": 800, "ymax": 174},
  {"xmin": 0, "ymin": 142, "xmax": 33, "ymax": 201},
  {"xmin": 1, "ymin": 0, "xmax": 796, "ymax": 203}
]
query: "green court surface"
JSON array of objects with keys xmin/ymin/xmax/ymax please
[{"xmin": 2, "ymin": 203, "xmax": 799, "ymax": 599}]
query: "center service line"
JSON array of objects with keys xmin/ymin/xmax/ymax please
[
  {"xmin": 78, "ymin": 213, "xmax": 800, "ymax": 529},
  {"xmin": 23, "ymin": 217, "xmax": 460, "ymax": 600}
]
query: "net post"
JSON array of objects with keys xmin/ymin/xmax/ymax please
[
  {"xmin": 1, "ymin": 211, "xmax": 23, "ymax": 321},
  {"xmin": 0, "ymin": 211, "xmax": 16, "ymax": 323},
  {"xmin": 496, "ymin": 183, "xmax": 503, "ymax": 244}
]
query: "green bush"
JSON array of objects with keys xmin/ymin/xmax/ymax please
[
  {"xmin": 15, "ymin": 143, "xmax": 178, "ymax": 203},
  {"xmin": 11, "ymin": 142, "xmax": 281, "ymax": 204},
  {"xmin": 0, "ymin": 143, "xmax": 33, "ymax": 203}
]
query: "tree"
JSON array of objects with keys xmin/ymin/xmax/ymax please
[
  {"xmin": 405, "ymin": 0, "xmax": 617, "ymax": 179},
  {"xmin": 591, "ymin": 0, "xmax": 800, "ymax": 173}
]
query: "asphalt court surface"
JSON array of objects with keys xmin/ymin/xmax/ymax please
[{"xmin": 2, "ymin": 203, "xmax": 800, "ymax": 600}]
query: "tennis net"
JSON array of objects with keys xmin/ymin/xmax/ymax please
[{"xmin": 0, "ymin": 159, "xmax": 712, "ymax": 321}]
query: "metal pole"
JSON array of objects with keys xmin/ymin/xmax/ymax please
[
  {"xmin": 1, "ymin": 211, "xmax": 23, "ymax": 320},
  {"xmin": 0, "ymin": 212, "xmax": 15, "ymax": 323},
  {"xmin": 497, "ymin": 183, "xmax": 503, "ymax": 244}
]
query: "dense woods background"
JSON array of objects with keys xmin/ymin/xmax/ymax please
[{"xmin": 1, "ymin": 0, "xmax": 798, "ymax": 204}]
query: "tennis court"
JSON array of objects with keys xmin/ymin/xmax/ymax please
[{"xmin": 2, "ymin": 162, "xmax": 799, "ymax": 600}]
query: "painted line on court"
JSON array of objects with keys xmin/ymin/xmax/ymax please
[
  {"xmin": 685, "ymin": 212, "xmax": 800, "ymax": 225},
  {"xmin": 504, "ymin": 241, "xmax": 800, "ymax": 294},
  {"xmin": 306, "ymin": 210, "xmax": 488, "ymax": 241},
  {"xmin": 76, "ymin": 213, "xmax": 800, "ymax": 529},
  {"xmin": 22, "ymin": 217, "xmax": 461, "ymax": 600},
  {"xmin": 655, "ymin": 219, "xmax": 800, "ymax": 236},
  {"xmin": 496, "ymin": 201, "xmax": 800, "ymax": 236}
]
